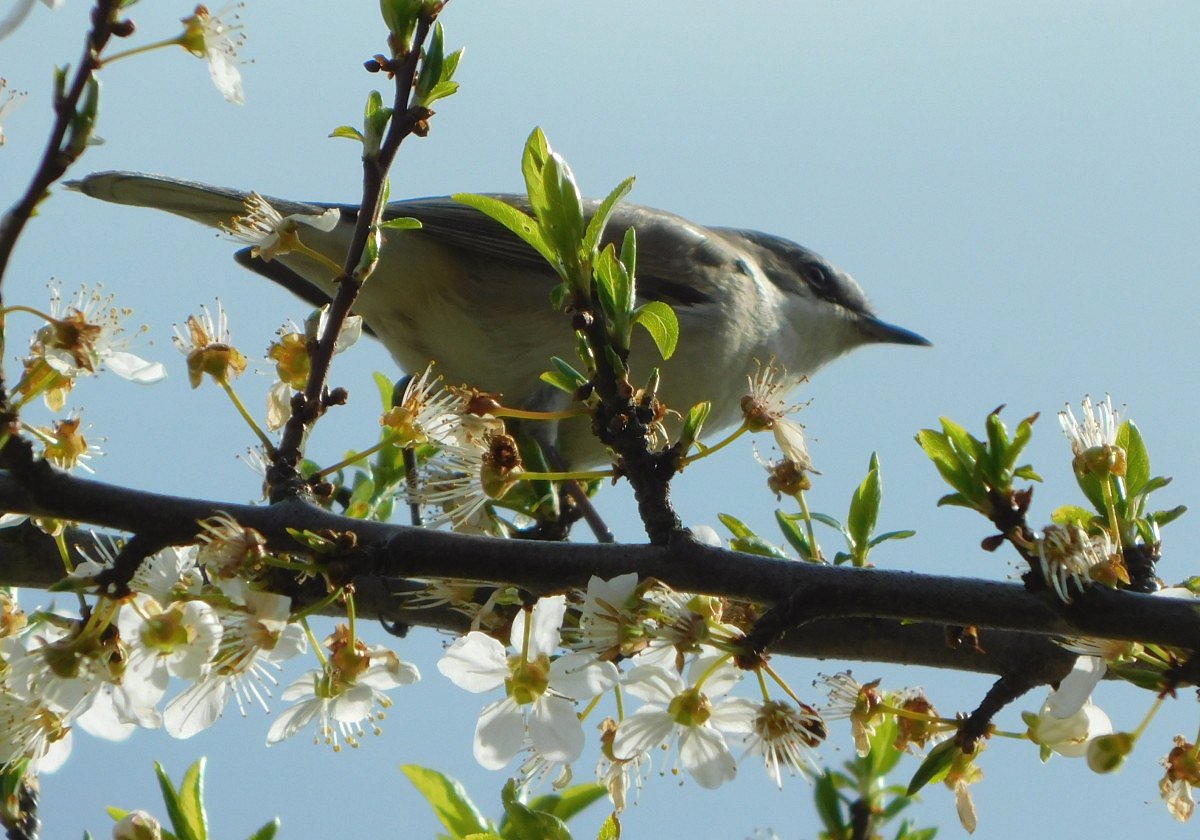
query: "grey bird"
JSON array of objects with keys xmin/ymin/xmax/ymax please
[{"xmin": 69, "ymin": 172, "xmax": 929, "ymax": 467}]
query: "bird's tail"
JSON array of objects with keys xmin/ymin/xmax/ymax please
[{"xmin": 66, "ymin": 171, "xmax": 331, "ymax": 230}]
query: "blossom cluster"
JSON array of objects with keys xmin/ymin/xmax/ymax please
[
  {"xmin": 435, "ymin": 573, "xmax": 830, "ymax": 810},
  {"xmin": 0, "ymin": 517, "xmax": 420, "ymax": 776}
]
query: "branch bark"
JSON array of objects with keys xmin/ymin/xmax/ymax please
[{"xmin": 0, "ymin": 469, "xmax": 1194, "ymax": 684}]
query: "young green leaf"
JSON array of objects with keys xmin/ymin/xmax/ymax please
[
  {"xmin": 905, "ymin": 739, "xmax": 957, "ymax": 796},
  {"xmin": 153, "ymin": 761, "xmax": 198, "ymax": 840},
  {"xmin": 581, "ymin": 176, "xmax": 635, "ymax": 258},
  {"xmin": 631, "ymin": 301, "xmax": 678, "ymax": 359},
  {"xmin": 380, "ymin": 216, "xmax": 423, "ymax": 230},
  {"xmin": 245, "ymin": 819, "xmax": 280, "ymax": 840},
  {"xmin": 527, "ymin": 783, "xmax": 607, "ymax": 823},
  {"xmin": 401, "ymin": 765, "xmax": 491, "ymax": 837},
  {"xmin": 453, "ymin": 193, "xmax": 556, "ymax": 268},
  {"xmin": 847, "ymin": 460, "xmax": 882, "ymax": 560},
  {"xmin": 178, "ymin": 759, "xmax": 208, "ymax": 840}
]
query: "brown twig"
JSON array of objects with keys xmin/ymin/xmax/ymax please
[
  {"xmin": 270, "ymin": 10, "xmax": 441, "ymax": 496},
  {"xmin": 0, "ymin": 0, "xmax": 127, "ymax": 289}
]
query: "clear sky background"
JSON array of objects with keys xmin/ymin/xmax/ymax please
[{"xmin": 2, "ymin": 2, "xmax": 1199, "ymax": 838}]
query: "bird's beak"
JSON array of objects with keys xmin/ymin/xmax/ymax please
[{"xmin": 859, "ymin": 316, "xmax": 932, "ymax": 347}]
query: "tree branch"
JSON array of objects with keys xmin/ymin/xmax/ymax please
[{"xmin": 0, "ymin": 471, "xmax": 1196, "ymax": 665}]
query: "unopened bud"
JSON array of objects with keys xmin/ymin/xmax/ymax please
[{"xmin": 1087, "ymin": 732, "xmax": 1134, "ymax": 773}]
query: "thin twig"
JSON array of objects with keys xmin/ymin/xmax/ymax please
[{"xmin": 270, "ymin": 12, "xmax": 441, "ymax": 495}]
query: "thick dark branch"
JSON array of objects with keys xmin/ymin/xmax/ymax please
[{"xmin": 1, "ymin": 470, "xmax": 1198, "ymax": 659}]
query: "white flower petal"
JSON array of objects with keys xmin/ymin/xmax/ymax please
[
  {"xmin": 1046, "ymin": 656, "xmax": 1105, "ymax": 718},
  {"xmin": 622, "ymin": 663, "xmax": 684, "ymax": 705},
  {"xmin": 679, "ymin": 726, "xmax": 737, "ymax": 789},
  {"xmin": 473, "ymin": 697, "xmax": 525, "ymax": 770},
  {"xmin": 105, "ymin": 351, "xmax": 167, "ymax": 383},
  {"xmin": 438, "ymin": 632, "xmax": 508, "ymax": 692},
  {"xmin": 164, "ymin": 677, "xmax": 228, "ymax": 738},
  {"xmin": 708, "ymin": 696, "xmax": 759, "ymax": 734},
  {"xmin": 525, "ymin": 595, "xmax": 567, "ymax": 658},
  {"xmin": 529, "ymin": 695, "xmax": 585, "ymax": 764},
  {"xmin": 612, "ymin": 708, "xmax": 675, "ymax": 761},
  {"xmin": 266, "ymin": 697, "xmax": 320, "ymax": 745},
  {"xmin": 549, "ymin": 654, "xmax": 618, "ymax": 700}
]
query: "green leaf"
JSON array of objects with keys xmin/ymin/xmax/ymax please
[
  {"xmin": 1151, "ymin": 505, "xmax": 1187, "ymax": 527},
  {"xmin": 866, "ymin": 713, "xmax": 903, "ymax": 776},
  {"xmin": 540, "ymin": 369, "xmax": 579, "ymax": 394},
  {"xmin": 328, "ymin": 125, "xmax": 365, "ymax": 142},
  {"xmin": 935, "ymin": 492, "xmax": 974, "ymax": 509},
  {"xmin": 539, "ymin": 152, "xmax": 586, "ymax": 268},
  {"xmin": 717, "ymin": 512, "xmax": 756, "ymax": 539},
  {"xmin": 521, "ymin": 127, "xmax": 552, "ymax": 219},
  {"xmin": 453, "ymin": 193, "xmax": 557, "ymax": 268},
  {"xmin": 813, "ymin": 772, "xmax": 846, "ymax": 834},
  {"xmin": 178, "ymin": 759, "xmax": 208, "ymax": 840},
  {"xmin": 380, "ymin": 216, "xmax": 423, "ymax": 230},
  {"xmin": 245, "ymin": 819, "xmax": 280, "ymax": 840},
  {"xmin": 680, "ymin": 401, "xmax": 711, "ymax": 449},
  {"xmin": 906, "ymin": 740, "xmax": 957, "ymax": 796},
  {"xmin": 867, "ymin": 529, "xmax": 916, "ymax": 548},
  {"xmin": 500, "ymin": 797, "xmax": 571, "ymax": 840},
  {"xmin": 1119, "ymin": 421, "xmax": 1150, "ymax": 497},
  {"xmin": 597, "ymin": 813, "xmax": 620, "ymax": 840},
  {"xmin": 528, "ymin": 783, "xmax": 607, "ymax": 823},
  {"xmin": 1050, "ymin": 505, "xmax": 1093, "ymax": 528},
  {"xmin": 775, "ymin": 509, "xmax": 814, "ymax": 560},
  {"xmin": 401, "ymin": 765, "xmax": 490, "ymax": 837},
  {"xmin": 915, "ymin": 429, "xmax": 975, "ymax": 500},
  {"xmin": 808, "ymin": 511, "xmax": 847, "ymax": 535},
  {"xmin": 550, "ymin": 356, "xmax": 588, "ymax": 388},
  {"xmin": 581, "ymin": 176, "xmax": 635, "ymax": 258},
  {"xmin": 730, "ymin": 535, "xmax": 792, "ymax": 560},
  {"xmin": 154, "ymin": 762, "xmax": 195, "ymax": 840},
  {"xmin": 1013, "ymin": 465, "xmax": 1043, "ymax": 482},
  {"xmin": 847, "ymin": 460, "xmax": 882, "ymax": 556},
  {"xmin": 1106, "ymin": 663, "xmax": 1166, "ymax": 691},
  {"xmin": 631, "ymin": 300, "xmax": 679, "ymax": 359}
]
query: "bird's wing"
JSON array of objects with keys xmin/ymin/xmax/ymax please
[
  {"xmin": 385, "ymin": 196, "xmax": 735, "ymax": 307},
  {"xmin": 66, "ymin": 171, "xmax": 338, "ymax": 229},
  {"xmin": 69, "ymin": 172, "xmax": 740, "ymax": 308}
]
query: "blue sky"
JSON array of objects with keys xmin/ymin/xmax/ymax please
[{"xmin": 2, "ymin": 2, "xmax": 1199, "ymax": 837}]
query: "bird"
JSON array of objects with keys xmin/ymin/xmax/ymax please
[{"xmin": 69, "ymin": 171, "xmax": 930, "ymax": 468}]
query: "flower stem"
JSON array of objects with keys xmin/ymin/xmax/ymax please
[
  {"xmin": 680, "ymin": 424, "xmax": 748, "ymax": 466},
  {"xmin": 301, "ymin": 618, "xmax": 328, "ymax": 667},
  {"xmin": 516, "ymin": 468, "xmax": 615, "ymax": 483},
  {"xmin": 1130, "ymin": 695, "xmax": 1165, "ymax": 742},
  {"xmin": 100, "ymin": 37, "xmax": 184, "ymax": 65},
  {"xmin": 493, "ymin": 405, "xmax": 590, "ymax": 421},
  {"xmin": 313, "ymin": 438, "xmax": 393, "ymax": 479},
  {"xmin": 220, "ymin": 380, "xmax": 277, "ymax": 456},
  {"xmin": 793, "ymin": 488, "xmax": 824, "ymax": 563}
]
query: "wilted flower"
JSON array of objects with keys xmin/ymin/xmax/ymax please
[
  {"xmin": 817, "ymin": 672, "xmax": 883, "ymax": 756},
  {"xmin": 178, "ymin": 4, "xmax": 247, "ymax": 104},
  {"xmin": 221, "ymin": 192, "xmax": 340, "ymax": 262},
  {"xmin": 0, "ymin": 77, "xmax": 28, "ymax": 143},
  {"xmin": 173, "ymin": 301, "xmax": 246, "ymax": 388},
  {"xmin": 267, "ymin": 625, "xmax": 419, "ymax": 750},
  {"xmin": 1059, "ymin": 395, "xmax": 1125, "ymax": 479},
  {"xmin": 740, "ymin": 359, "xmax": 812, "ymax": 470},
  {"xmin": 1035, "ymin": 525, "xmax": 1127, "ymax": 603}
]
